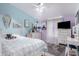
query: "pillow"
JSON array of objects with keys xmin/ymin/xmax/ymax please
[
  {"xmin": 5, "ymin": 34, "xmax": 16, "ymax": 40},
  {"xmin": 0, "ymin": 33, "xmax": 6, "ymax": 39}
]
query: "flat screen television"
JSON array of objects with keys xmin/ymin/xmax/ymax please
[{"xmin": 58, "ymin": 21, "xmax": 71, "ymax": 29}]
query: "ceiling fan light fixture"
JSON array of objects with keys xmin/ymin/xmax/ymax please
[
  {"xmin": 34, "ymin": 3, "xmax": 45, "ymax": 13},
  {"xmin": 36, "ymin": 7, "xmax": 44, "ymax": 13},
  {"xmin": 34, "ymin": 3, "xmax": 44, "ymax": 7}
]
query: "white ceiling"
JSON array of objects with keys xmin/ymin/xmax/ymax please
[{"xmin": 11, "ymin": 3, "xmax": 79, "ymax": 21}]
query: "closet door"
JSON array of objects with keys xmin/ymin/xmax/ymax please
[
  {"xmin": 46, "ymin": 20, "xmax": 58, "ymax": 44},
  {"xmin": 47, "ymin": 20, "xmax": 58, "ymax": 38}
]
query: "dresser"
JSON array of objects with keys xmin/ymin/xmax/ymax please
[{"xmin": 58, "ymin": 29, "xmax": 71, "ymax": 44}]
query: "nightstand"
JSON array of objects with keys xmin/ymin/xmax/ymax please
[{"xmin": 31, "ymin": 32, "xmax": 41, "ymax": 39}]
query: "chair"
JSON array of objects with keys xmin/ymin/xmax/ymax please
[{"xmin": 65, "ymin": 39, "xmax": 78, "ymax": 56}]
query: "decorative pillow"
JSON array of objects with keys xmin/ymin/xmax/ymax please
[
  {"xmin": 5, "ymin": 34, "xmax": 12, "ymax": 39},
  {"xmin": 5, "ymin": 34, "xmax": 16, "ymax": 40},
  {"xmin": 0, "ymin": 33, "xmax": 6, "ymax": 39}
]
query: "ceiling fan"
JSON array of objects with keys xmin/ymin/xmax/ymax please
[
  {"xmin": 33, "ymin": 3, "xmax": 45, "ymax": 13},
  {"xmin": 34, "ymin": 3, "xmax": 44, "ymax": 8}
]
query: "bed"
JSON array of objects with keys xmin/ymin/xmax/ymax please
[{"xmin": 0, "ymin": 34, "xmax": 48, "ymax": 56}]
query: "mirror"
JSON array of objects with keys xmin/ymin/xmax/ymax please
[
  {"xmin": 13, "ymin": 22, "xmax": 22, "ymax": 28},
  {"xmin": 2, "ymin": 15, "xmax": 11, "ymax": 28}
]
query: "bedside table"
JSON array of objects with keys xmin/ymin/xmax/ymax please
[
  {"xmin": 27, "ymin": 32, "xmax": 41, "ymax": 39},
  {"xmin": 31, "ymin": 32, "xmax": 41, "ymax": 39},
  {"xmin": 27, "ymin": 33, "xmax": 32, "ymax": 38}
]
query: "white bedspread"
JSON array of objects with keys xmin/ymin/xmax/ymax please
[{"xmin": 1, "ymin": 35, "xmax": 48, "ymax": 56}]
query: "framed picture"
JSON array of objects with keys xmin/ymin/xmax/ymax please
[
  {"xmin": 13, "ymin": 22, "xmax": 22, "ymax": 28},
  {"xmin": 2, "ymin": 15, "xmax": 11, "ymax": 28},
  {"xmin": 24, "ymin": 19, "xmax": 32, "ymax": 28}
]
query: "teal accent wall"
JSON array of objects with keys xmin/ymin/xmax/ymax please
[{"xmin": 0, "ymin": 3, "xmax": 37, "ymax": 36}]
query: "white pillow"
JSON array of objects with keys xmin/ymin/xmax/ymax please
[{"xmin": 0, "ymin": 33, "xmax": 6, "ymax": 39}]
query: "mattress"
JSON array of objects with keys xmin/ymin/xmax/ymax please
[{"xmin": 1, "ymin": 35, "xmax": 48, "ymax": 56}]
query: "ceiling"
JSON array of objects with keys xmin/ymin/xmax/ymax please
[{"xmin": 11, "ymin": 3, "xmax": 79, "ymax": 21}]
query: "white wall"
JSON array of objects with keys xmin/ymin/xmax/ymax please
[{"xmin": 11, "ymin": 3, "xmax": 79, "ymax": 21}]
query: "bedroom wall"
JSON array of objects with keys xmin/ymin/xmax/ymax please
[
  {"xmin": 0, "ymin": 3, "xmax": 37, "ymax": 36},
  {"xmin": 63, "ymin": 16, "xmax": 75, "ymax": 27},
  {"xmin": 42, "ymin": 16, "xmax": 75, "ymax": 41}
]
